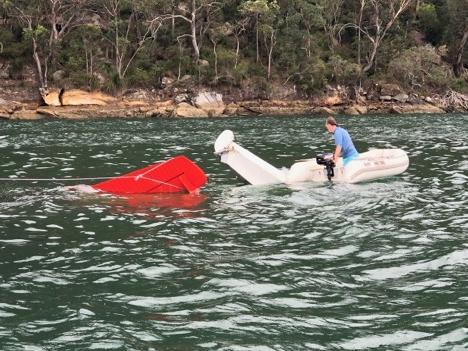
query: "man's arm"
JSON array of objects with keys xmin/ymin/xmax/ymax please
[
  {"xmin": 334, "ymin": 145, "xmax": 342, "ymax": 163},
  {"xmin": 333, "ymin": 129, "xmax": 343, "ymax": 163}
]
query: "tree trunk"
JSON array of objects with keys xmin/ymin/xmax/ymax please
[
  {"xmin": 171, "ymin": 0, "xmax": 176, "ymax": 37},
  {"xmin": 267, "ymin": 31, "xmax": 275, "ymax": 80},
  {"xmin": 357, "ymin": 0, "xmax": 365, "ymax": 67},
  {"xmin": 454, "ymin": 29, "xmax": 468, "ymax": 77},
  {"xmin": 235, "ymin": 36, "xmax": 240, "ymax": 68},
  {"xmin": 32, "ymin": 37, "xmax": 47, "ymax": 90},
  {"xmin": 363, "ymin": 38, "xmax": 380, "ymax": 73},
  {"xmin": 213, "ymin": 40, "xmax": 218, "ymax": 83},
  {"xmin": 191, "ymin": 0, "xmax": 200, "ymax": 63},
  {"xmin": 256, "ymin": 14, "xmax": 259, "ymax": 63}
]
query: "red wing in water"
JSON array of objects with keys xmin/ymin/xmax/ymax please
[{"xmin": 92, "ymin": 156, "xmax": 207, "ymax": 194}]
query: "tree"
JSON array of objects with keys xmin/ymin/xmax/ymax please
[
  {"xmin": 98, "ymin": 0, "xmax": 158, "ymax": 81},
  {"xmin": 2, "ymin": 0, "xmax": 90, "ymax": 92},
  {"xmin": 342, "ymin": 0, "xmax": 415, "ymax": 73},
  {"xmin": 258, "ymin": 2, "xmax": 279, "ymax": 80},
  {"xmin": 446, "ymin": 0, "xmax": 468, "ymax": 76},
  {"xmin": 152, "ymin": 0, "xmax": 223, "ymax": 64},
  {"xmin": 239, "ymin": 0, "xmax": 276, "ymax": 63},
  {"xmin": 387, "ymin": 45, "xmax": 453, "ymax": 91},
  {"xmin": 292, "ymin": 0, "xmax": 325, "ymax": 59},
  {"xmin": 319, "ymin": 0, "xmax": 344, "ymax": 53},
  {"xmin": 76, "ymin": 23, "xmax": 102, "ymax": 88},
  {"xmin": 224, "ymin": 18, "xmax": 248, "ymax": 68}
]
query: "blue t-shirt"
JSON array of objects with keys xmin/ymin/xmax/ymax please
[{"xmin": 333, "ymin": 126, "xmax": 358, "ymax": 159}]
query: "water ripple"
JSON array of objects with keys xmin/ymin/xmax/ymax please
[{"xmin": 0, "ymin": 115, "xmax": 467, "ymax": 350}]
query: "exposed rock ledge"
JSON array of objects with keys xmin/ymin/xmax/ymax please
[{"xmin": 0, "ymin": 88, "xmax": 465, "ymax": 120}]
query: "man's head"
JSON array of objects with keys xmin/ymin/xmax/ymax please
[{"xmin": 325, "ymin": 116, "xmax": 337, "ymax": 133}]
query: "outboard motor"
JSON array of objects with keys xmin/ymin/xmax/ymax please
[{"xmin": 316, "ymin": 154, "xmax": 336, "ymax": 181}]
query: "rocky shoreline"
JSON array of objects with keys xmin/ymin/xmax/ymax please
[{"xmin": 0, "ymin": 85, "xmax": 466, "ymax": 121}]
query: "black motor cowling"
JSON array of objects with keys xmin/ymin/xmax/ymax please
[{"xmin": 316, "ymin": 154, "xmax": 335, "ymax": 181}]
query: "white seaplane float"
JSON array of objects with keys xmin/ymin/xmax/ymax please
[{"xmin": 214, "ymin": 130, "xmax": 409, "ymax": 185}]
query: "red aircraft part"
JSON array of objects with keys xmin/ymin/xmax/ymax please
[{"xmin": 92, "ymin": 156, "xmax": 207, "ymax": 194}]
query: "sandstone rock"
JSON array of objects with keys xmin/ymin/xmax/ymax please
[
  {"xmin": 356, "ymin": 94, "xmax": 367, "ymax": 104},
  {"xmin": 42, "ymin": 89, "xmax": 115, "ymax": 106},
  {"xmin": 345, "ymin": 104, "xmax": 368, "ymax": 115},
  {"xmin": 393, "ymin": 93, "xmax": 409, "ymax": 103},
  {"xmin": 224, "ymin": 103, "xmax": 240, "ymax": 116},
  {"xmin": 123, "ymin": 89, "xmax": 148, "ymax": 100},
  {"xmin": 408, "ymin": 95, "xmax": 423, "ymax": 104},
  {"xmin": 355, "ymin": 105, "xmax": 368, "ymax": 114},
  {"xmin": 314, "ymin": 107, "xmax": 336, "ymax": 115},
  {"xmin": 36, "ymin": 107, "xmax": 58, "ymax": 117},
  {"xmin": 155, "ymin": 100, "xmax": 175, "ymax": 108},
  {"xmin": 175, "ymin": 94, "xmax": 190, "ymax": 104},
  {"xmin": 12, "ymin": 109, "xmax": 42, "ymax": 120},
  {"xmin": 52, "ymin": 70, "xmax": 66, "ymax": 82},
  {"xmin": 391, "ymin": 104, "xmax": 445, "ymax": 114},
  {"xmin": 425, "ymin": 96, "xmax": 434, "ymax": 103},
  {"xmin": 0, "ymin": 108, "xmax": 11, "ymax": 119},
  {"xmin": 323, "ymin": 94, "xmax": 342, "ymax": 106},
  {"xmin": 380, "ymin": 83, "xmax": 402, "ymax": 96},
  {"xmin": 192, "ymin": 91, "xmax": 225, "ymax": 117},
  {"xmin": 345, "ymin": 106, "xmax": 360, "ymax": 115},
  {"xmin": 124, "ymin": 100, "xmax": 149, "ymax": 107},
  {"xmin": 380, "ymin": 95, "xmax": 393, "ymax": 101},
  {"xmin": 145, "ymin": 107, "xmax": 170, "ymax": 118},
  {"xmin": 173, "ymin": 102, "xmax": 207, "ymax": 118}
]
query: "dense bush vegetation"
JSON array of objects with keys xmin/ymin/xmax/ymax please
[{"xmin": 0, "ymin": 0, "xmax": 466, "ymax": 95}]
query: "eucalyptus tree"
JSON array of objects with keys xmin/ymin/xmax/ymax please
[
  {"xmin": 239, "ymin": 0, "xmax": 278, "ymax": 64},
  {"xmin": 96, "ymin": 0, "xmax": 165, "ymax": 81},
  {"xmin": 224, "ymin": 18, "xmax": 248, "ymax": 68},
  {"xmin": 75, "ymin": 23, "xmax": 102, "ymax": 87},
  {"xmin": 208, "ymin": 24, "xmax": 230, "ymax": 82},
  {"xmin": 446, "ymin": 0, "xmax": 467, "ymax": 76},
  {"xmin": 319, "ymin": 0, "xmax": 344, "ymax": 53},
  {"xmin": 342, "ymin": 0, "xmax": 415, "ymax": 73},
  {"xmin": 259, "ymin": 2, "xmax": 280, "ymax": 80},
  {"xmin": 1, "ymin": 0, "xmax": 90, "ymax": 92},
  {"xmin": 151, "ymin": 0, "xmax": 223, "ymax": 65},
  {"xmin": 293, "ymin": 0, "xmax": 325, "ymax": 58}
]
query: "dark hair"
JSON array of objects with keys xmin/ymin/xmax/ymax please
[{"xmin": 326, "ymin": 116, "xmax": 337, "ymax": 126}]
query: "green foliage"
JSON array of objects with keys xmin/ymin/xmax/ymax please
[
  {"xmin": 0, "ymin": 0, "xmax": 464, "ymax": 95},
  {"xmin": 232, "ymin": 60, "xmax": 250, "ymax": 85},
  {"xmin": 125, "ymin": 67, "xmax": 158, "ymax": 87},
  {"xmin": 22, "ymin": 25, "xmax": 48, "ymax": 41},
  {"xmin": 327, "ymin": 55, "xmax": 361, "ymax": 86},
  {"xmin": 0, "ymin": 28, "xmax": 30, "ymax": 77},
  {"xmin": 417, "ymin": 3, "xmax": 443, "ymax": 44},
  {"xmin": 239, "ymin": 0, "xmax": 279, "ymax": 16},
  {"xmin": 387, "ymin": 45, "xmax": 454, "ymax": 92},
  {"xmin": 450, "ymin": 76, "xmax": 468, "ymax": 94},
  {"xmin": 286, "ymin": 58, "xmax": 328, "ymax": 95}
]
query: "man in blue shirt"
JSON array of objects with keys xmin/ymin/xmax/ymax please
[{"xmin": 325, "ymin": 116, "xmax": 359, "ymax": 166}]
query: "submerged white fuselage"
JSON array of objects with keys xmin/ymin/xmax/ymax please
[{"xmin": 214, "ymin": 130, "xmax": 409, "ymax": 185}]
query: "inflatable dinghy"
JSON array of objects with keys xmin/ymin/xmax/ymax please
[
  {"xmin": 214, "ymin": 130, "xmax": 409, "ymax": 185},
  {"xmin": 92, "ymin": 155, "xmax": 207, "ymax": 194}
]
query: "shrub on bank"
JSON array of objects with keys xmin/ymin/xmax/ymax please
[
  {"xmin": 387, "ymin": 45, "xmax": 454, "ymax": 92},
  {"xmin": 327, "ymin": 55, "xmax": 361, "ymax": 86}
]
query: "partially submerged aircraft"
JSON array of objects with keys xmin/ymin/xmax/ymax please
[
  {"xmin": 214, "ymin": 130, "xmax": 409, "ymax": 185},
  {"xmin": 92, "ymin": 155, "xmax": 207, "ymax": 194}
]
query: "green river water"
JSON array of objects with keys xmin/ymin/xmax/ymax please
[{"xmin": 0, "ymin": 114, "xmax": 467, "ymax": 350}]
